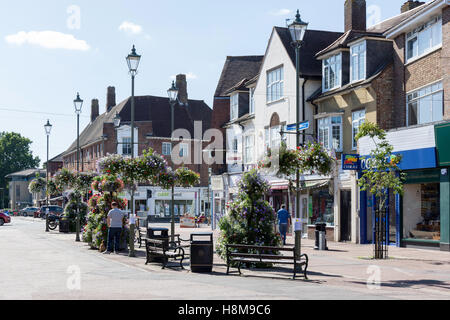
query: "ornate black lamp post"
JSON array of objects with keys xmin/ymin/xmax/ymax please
[
  {"xmin": 167, "ymin": 81, "xmax": 178, "ymax": 243},
  {"xmin": 74, "ymin": 92, "xmax": 83, "ymax": 242},
  {"xmin": 44, "ymin": 119, "xmax": 52, "ymax": 232},
  {"xmin": 126, "ymin": 45, "xmax": 141, "ymax": 257},
  {"xmin": 288, "ymin": 10, "xmax": 308, "ymax": 254}
]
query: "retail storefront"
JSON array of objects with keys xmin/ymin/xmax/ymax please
[
  {"xmin": 358, "ymin": 123, "xmax": 450, "ymax": 251},
  {"xmin": 121, "ymin": 186, "xmax": 208, "ymax": 223}
]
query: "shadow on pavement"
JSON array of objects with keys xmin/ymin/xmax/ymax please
[{"xmin": 349, "ymin": 279, "xmax": 450, "ymax": 290}]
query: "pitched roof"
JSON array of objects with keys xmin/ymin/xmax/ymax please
[
  {"xmin": 5, "ymin": 168, "xmax": 45, "ymax": 179},
  {"xmin": 367, "ymin": 0, "xmax": 434, "ymax": 34},
  {"xmin": 274, "ymin": 27, "xmax": 343, "ymax": 77},
  {"xmin": 63, "ymin": 96, "xmax": 211, "ymax": 155},
  {"xmin": 317, "ymin": 1, "xmax": 433, "ymax": 58},
  {"xmin": 214, "ymin": 56, "xmax": 264, "ymax": 97}
]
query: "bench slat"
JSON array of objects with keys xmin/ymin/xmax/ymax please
[
  {"xmin": 227, "ymin": 244, "xmax": 294, "ymax": 252},
  {"xmin": 229, "ymin": 253, "xmax": 294, "ymax": 260}
]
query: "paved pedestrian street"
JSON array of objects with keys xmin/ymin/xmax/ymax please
[{"xmin": 1, "ymin": 217, "xmax": 449, "ymax": 300}]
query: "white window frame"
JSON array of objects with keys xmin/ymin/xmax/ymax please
[
  {"xmin": 230, "ymin": 93, "xmax": 239, "ymax": 121},
  {"xmin": 406, "ymin": 81, "xmax": 443, "ymax": 126},
  {"xmin": 266, "ymin": 66, "xmax": 284, "ymax": 103},
  {"xmin": 162, "ymin": 142, "xmax": 172, "ymax": 156},
  {"xmin": 352, "ymin": 109, "xmax": 366, "ymax": 150},
  {"xmin": 322, "ymin": 53, "xmax": 342, "ymax": 92},
  {"xmin": 350, "ymin": 41, "xmax": 366, "ymax": 83},
  {"xmin": 317, "ymin": 116, "xmax": 343, "ymax": 152},
  {"xmin": 249, "ymin": 88, "xmax": 255, "ymax": 114},
  {"xmin": 406, "ymin": 15, "xmax": 442, "ymax": 63},
  {"xmin": 179, "ymin": 143, "xmax": 189, "ymax": 157},
  {"xmin": 244, "ymin": 134, "xmax": 254, "ymax": 164},
  {"xmin": 122, "ymin": 137, "xmax": 132, "ymax": 156}
]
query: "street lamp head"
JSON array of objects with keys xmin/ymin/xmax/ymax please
[
  {"xmin": 288, "ymin": 10, "xmax": 308, "ymax": 45},
  {"xmin": 113, "ymin": 112, "xmax": 121, "ymax": 128},
  {"xmin": 74, "ymin": 92, "xmax": 83, "ymax": 114},
  {"xmin": 167, "ymin": 81, "xmax": 179, "ymax": 103},
  {"xmin": 44, "ymin": 119, "xmax": 52, "ymax": 136},
  {"xmin": 126, "ymin": 45, "xmax": 141, "ymax": 75}
]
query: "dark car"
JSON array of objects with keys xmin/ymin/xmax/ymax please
[
  {"xmin": 38, "ymin": 206, "xmax": 64, "ymax": 218},
  {"xmin": 0, "ymin": 212, "xmax": 11, "ymax": 226}
]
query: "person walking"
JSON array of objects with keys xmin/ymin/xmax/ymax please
[
  {"xmin": 277, "ymin": 205, "xmax": 291, "ymax": 245},
  {"xmin": 103, "ymin": 202, "xmax": 127, "ymax": 254}
]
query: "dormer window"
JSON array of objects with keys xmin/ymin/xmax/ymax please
[
  {"xmin": 323, "ymin": 54, "xmax": 342, "ymax": 92},
  {"xmin": 230, "ymin": 93, "xmax": 239, "ymax": 121},
  {"xmin": 350, "ymin": 41, "xmax": 366, "ymax": 82}
]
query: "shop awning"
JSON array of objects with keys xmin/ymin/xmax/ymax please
[{"xmin": 300, "ymin": 179, "xmax": 330, "ymax": 190}]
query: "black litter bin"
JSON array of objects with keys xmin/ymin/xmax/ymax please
[
  {"xmin": 314, "ymin": 223, "xmax": 328, "ymax": 250},
  {"xmin": 190, "ymin": 232, "xmax": 213, "ymax": 273},
  {"xmin": 147, "ymin": 227, "xmax": 169, "ymax": 262},
  {"xmin": 59, "ymin": 218, "xmax": 70, "ymax": 233}
]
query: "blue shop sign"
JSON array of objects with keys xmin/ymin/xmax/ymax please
[
  {"xmin": 361, "ymin": 147, "xmax": 437, "ymax": 171},
  {"xmin": 342, "ymin": 154, "xmax": 360, "ymax": 171}
]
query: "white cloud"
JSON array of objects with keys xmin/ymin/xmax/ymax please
[
  {"xmin": 5, "ymin": 31, "xmax": 90, "ymax": 51},
  {"xmin": 270, "ymin": 9, "xmax": 292, "ymax": 16},
  {"xmin": 119, "ymin": 21, "xmax": 143, "ymax": 35},
  {"xmin": 170, "ymin": 72, "xmax": 198, "ymax": 80}
]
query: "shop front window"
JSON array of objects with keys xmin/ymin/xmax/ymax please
[
  {"xmin": 403, "ymin": 183, "xmax": 440, "ymax": 241},
  {"xmin": 310, "ymin": 187, "xmax": 334, "ymax": 226},
  {"xmin": 154, "ymin": 200, "xmax": 194, "ymax": 218}
]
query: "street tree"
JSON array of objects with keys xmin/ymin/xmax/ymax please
[
  {"xmin": 0, "ymin": 132, "xmax": 40, "ymax": 207},
  {"xmin": 356, "ymin": 122, "xmax": 405, "ymax": 259}
]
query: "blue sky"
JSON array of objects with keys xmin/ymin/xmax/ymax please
[{"xmin": 0, "ymin": 0, "xmax": 411, "ymax": 166}]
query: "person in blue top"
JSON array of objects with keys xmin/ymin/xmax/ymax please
[{"xmin": 277, "ymin": 205, "xmax": 291, "ymax": 245}]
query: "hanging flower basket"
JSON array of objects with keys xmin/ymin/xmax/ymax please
[
  {"xmin": 175, "ymin": 167, "xmax": 200, "ymax": 188},
  {"xmin": 28, "ymin": 176, "xmax": 46, "ymax": 194}
]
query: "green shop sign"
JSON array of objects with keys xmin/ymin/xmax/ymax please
[
  {"xmin": 405, "ymin": 169, "xmax": 441, "ymax": 184},
  {"xmin": 435, "ymin": 123, "xmax": 450, "ymax": 166}
]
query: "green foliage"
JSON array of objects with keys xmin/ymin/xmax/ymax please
[
  {"xmin": 356, "ymin": 122, "xmax": 406, "ymax": 213},
  {"xmin": 258, "ymin": 141, "xmax": 335, "ymax": 178},
  {"xmin": 28, "ymin": 174, "xmax": 46, "ymax": 194},
  {"xmin": 83, "ymin": 174, "xmax": 128, "ymax": 250},
  {"xmin": 175, "ymin": 167, "xmax": 200, "ymax": 188},
  {"xmin": 63, "ymin": 191, "xmax": 89, "ymax": 231},
  {"xmin": 216, "ymin": 170, "xmax": 281, "ymax": 266},
  {"xmin": 54, "ymin": 168, "xmax": 75, "ymax": 190},
  {"xmin": 0, "ymin": 132, "xmax": 40, "ymax": 205}
]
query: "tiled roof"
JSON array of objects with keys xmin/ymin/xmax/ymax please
[
  {"xmin": 214, "ymin": 56, "xmax": 264, "ymax": 97},
  {"xmin": 5, "ymin": 168, "xmax": 45, "ymax": 178},
  {"xmin": 274, "ymin": 28, "xmax": 343, "ymax": 77},
  {"xmin": 63, "ymin": 96, "xmax": 211, "ymax": 155}
]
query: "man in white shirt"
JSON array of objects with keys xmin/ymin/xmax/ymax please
[{"xmin": 103, "ymin": 202, "xmax": 127, "ymax": 254}]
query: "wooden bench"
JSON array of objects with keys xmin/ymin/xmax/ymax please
[
  {"xmin": 225, "ymin": 244, "xmax": 308, "ymax": 280},
  {"xmin": 144, "ymin": 237, "xmax": 186, "ymax": 269}
]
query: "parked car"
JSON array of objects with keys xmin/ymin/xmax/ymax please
[
  {"xmin": 20, "ymin": 207, "xmax": 40, "ymax": 217},
  {"xmin": 0, "ymin": 211, "xmax": 11, "ymax": 226},
  {"xmin": 38, "ymin": 205, "xmax": 64, "ymax": 218}
]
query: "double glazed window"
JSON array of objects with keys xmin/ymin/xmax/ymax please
[
  {"xmin": 267, "ymin": 67, "xmax": 284, "ymax": 103},
  {"xmin": 352, "ymin": 110, "xmax": 366, "ymax": 150},
  {"xmin": 265, "ymin": 125, "xmax": 284, "ymax": 153},
  {"xmin": 230, "ymin": 93, "xmax": 239, "ymax": 121},
  {"xmin": 318, "ymin": 116, "xmax": 342, "ymax": 151},
  {"xmin": 162, "ymin": 142, "xmax": 172, "ymax": 156},
  {"xmin": 249, "ymin": 88, "xmax": 255, "ymax": 114},
  {"xmin": 406, "ymin": 16, "xmax": 442, "ymax": 62},
  {"xmin": 350, "ymin": 41, "xmax": 366, "ymax": 82},
  {"xmin": 179, "ymin": 143, "xmax": 189, "ymax": 157},
  {"xmin": 407, "ymin": 81, "xmax": 443, "ymax": 126},
  {"xmin": 323, "ymin": 54, "xmax": 342, "ymax": 91},
  {"xmin": 122, "ymin": 137, "xmax": 132, "ymax": 156},
  {"xmin": 244, "ymin": 135, "xmax": 254, "ymax": 164}
]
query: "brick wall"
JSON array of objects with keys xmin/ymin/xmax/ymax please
[
  {"xmin": 372, "ymin": 64, "xmax": 395, "ymax": 130},
  {"xmin": 443, "ymin": 6, "xmax": 450, "ymax": 120},
  {"xmin": 210, "ymin": 97, "xmax": 230, "ymax": 175}
]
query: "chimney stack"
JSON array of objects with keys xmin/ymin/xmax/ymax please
[
  {"xmin": 176, "ymin": 74, "xmax": 188, "ymax": 105},
  {"xmin": 401, "ymin": 1, "xmax": 425, "ymax": 13},
  {"xmin": 91, "ymin": 99, "xmax": 99, "ymax": 122},
  {"xmin": 106, "ymin": 86, "xmax": 116, "ymax": 112},
  {"xmin": 344, "ymin": 0, "xmax": 367, "ymax": 32}
]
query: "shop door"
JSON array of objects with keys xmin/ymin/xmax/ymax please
[{"xmin": 340, "ymin": 190, "xmax": 352, "ymax": 242}]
